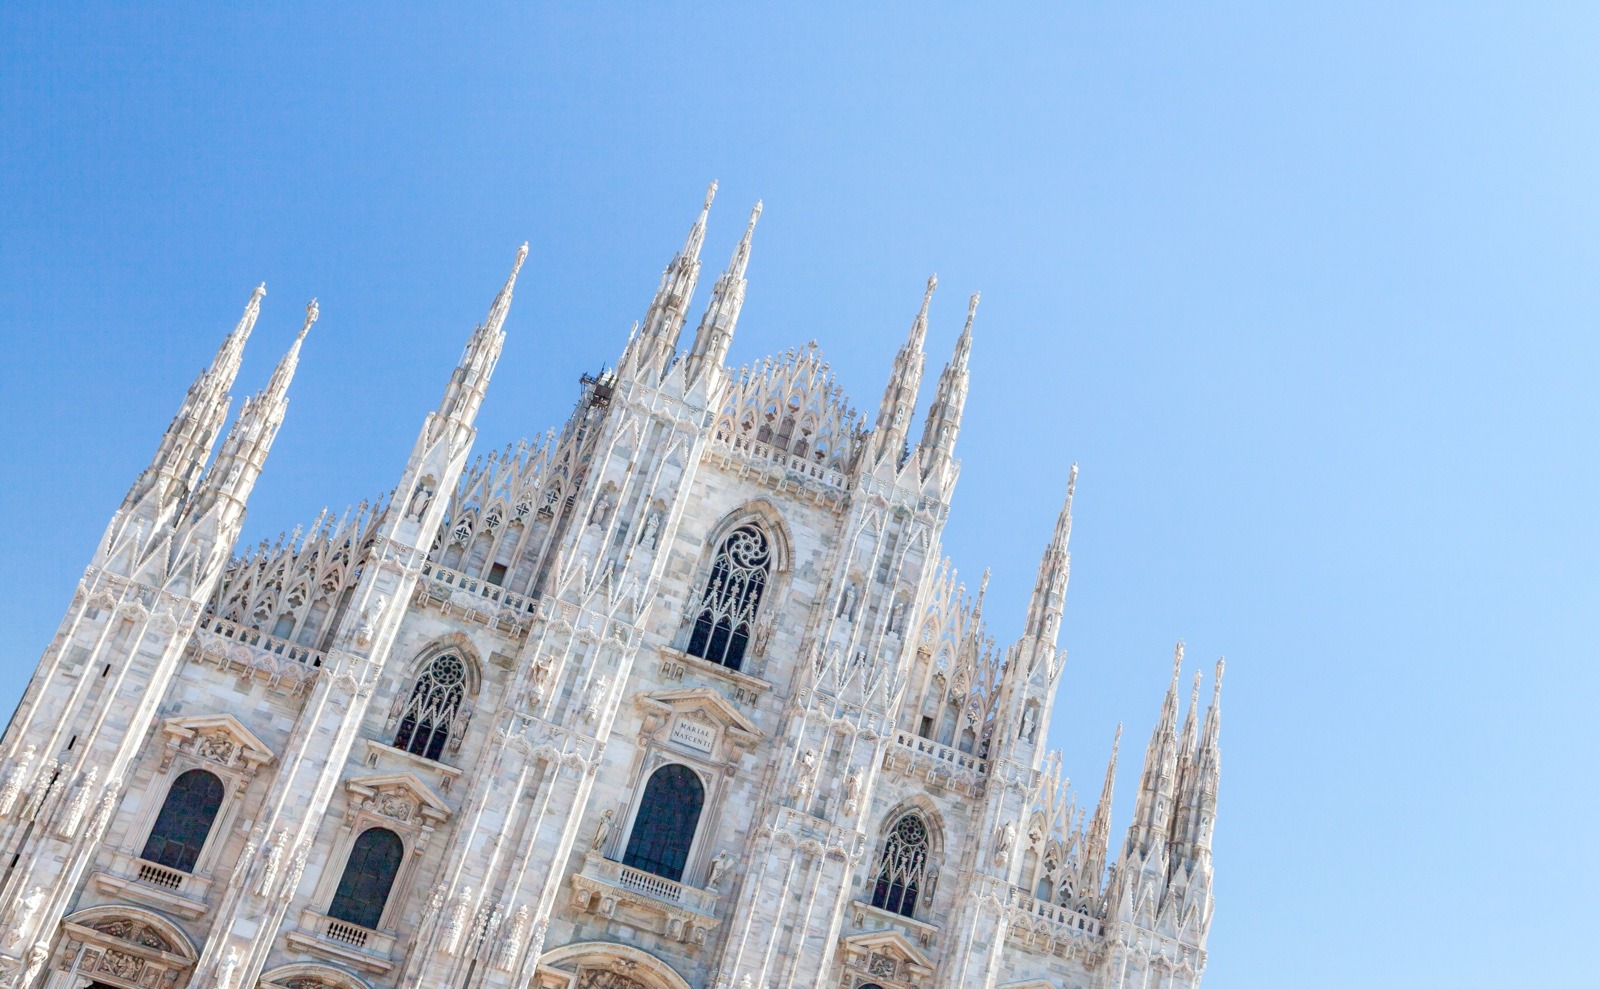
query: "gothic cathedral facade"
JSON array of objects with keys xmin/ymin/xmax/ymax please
[{"xmin": 0, "ymin": 186, "xmax": 1222, "ymax": 989}]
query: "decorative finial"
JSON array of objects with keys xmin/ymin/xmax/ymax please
[
  {"xmin": 749, "ymin": 200, "xmax": 763, "ymax": 226},
  {"xmin": 921, "ymin": 275, "xmax": 938, "ymax": 316},
  {"xmin": 252, "ymin": 282, "xmax": 267, "ymax": 304},
  {"xmin": 704, "ymin": 180, "xmax": 718, "ymax": 211},
  {"xmin": 965, "ymin": 292, "xmax": 980, "ymax": 328},
  {"xmin": 298, "ymin": 299, "xmax": 319, "ymax": 341},
  {"xmin": 1171, "ymin": 641, "xmax": 1185, "ymax": 679},
  {"xmin": 515, "ymin": 241, "xmax": 530, "ymax": 270},
  {"xmin": 1214, "ymin": 657, "xmax": 1226, "ymax": 692}
]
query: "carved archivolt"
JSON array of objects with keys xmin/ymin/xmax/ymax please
[
  {"xmin": 537, "ymin": 941, "xmax": 694, "ymax": 989},
  {"xmin": 54, "ymin": 908, "xmax": 197, "ymax": 989}
]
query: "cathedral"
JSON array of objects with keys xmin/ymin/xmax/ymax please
[{"xmin": 0, "ymin": 184, "xmax": 1221, "ymax": 989}]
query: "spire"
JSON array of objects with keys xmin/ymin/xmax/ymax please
[
  {"xmin": 1081, "ymin": 723, "xmax": 1122, "ymax": 892},
  {"xmin": 437, "ymin": 243, "xmax": 527, "ymax": 427},
  {"xmin": 123, "ymin": 283, "xmax": 266, "ymax": 511},
  {"xmin": 622, "ymin": 181, "xmax": 715, "ymax": 381},
  {"xmin": 1180, "ymin": 670, "xmax": 1202, "ymax": 767},
  {"xmin": 1173, "ymin": 658, "xmax": 1225, "ymax": 865},
  {"xmin": 869, "ymin": 275, "xmax": 935, "ymax": 466},
  {"xmin": 194, "ymin": 299, "xmax": 319, "ymax": 514},
  {"xmin": 686, "ymin": 200, "xmax": 761, "ymax": 382},
  {"xmin": 1023, "ymin": 465, "xmax": 1077, "ymax": 647},
  {"xmin": 918, "ymin": 291, "xmax": 977, "ymax": 480},
  {"xmin": 1123, "ymin": 643, "xmax": 1185, "ymax": 859}
]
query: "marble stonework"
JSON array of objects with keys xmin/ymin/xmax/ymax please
[{"xmin": 0, "ymin": 186, "xmax": 1220, "ymax": 989}]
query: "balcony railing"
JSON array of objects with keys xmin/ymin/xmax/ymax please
[
  {"xmin": 713, "ymin": 434, "xmax": 852, "ymax": 489},
  {"xmin": 581, "ymin": 853, "xmax": 719, "ymax": 916},
  {"xmin": 323, "ymin": 917, "xmax": 371, "ymax": 948},
  {"xmin": 892, "ymin": 730, "xmax": 988, "ymax": 775},
  {"xmin": 285, "ymin": 911, "xmax": 397, "ymax": 975},
  {"xmin": 1010, "ymin": 890, "xmax": 1105, "ymax": 938},
  {"xmin": 198, "ymin": 614, "xmax": 327, "ymax": 667},
  {"xmin": 420, "ymin": 562, "xmax": 539, "ymax": 617},
  {"xmin": 135, "ymin": 860, "xmax": 186, "ymax": 891}
]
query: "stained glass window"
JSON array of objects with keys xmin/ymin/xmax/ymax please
[
  {"xmin": 871, "ymin": 812, "xmax": 931, "ymax": 918},
  {"xmin": 394, "ymin": 654, "xmax": 466, "ymax": 761},
  {"xmin": 686, "ymin": 524, "xmax": 771, "ymax": 672}
]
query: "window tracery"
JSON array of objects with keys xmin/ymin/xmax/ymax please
[
  {"xmin": 685, "ymin": 523, "xmax": 771, "ymax": 672},
  {"xmin": 871, "ymin": 812, "xmax": 932, "ymax": 918},
  {"xmin": 394, "ymin": 654, "xmax": 467, "ymax": 761}
]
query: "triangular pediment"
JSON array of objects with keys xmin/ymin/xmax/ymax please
[
  {"xmin": 640, "ymin": 688, "xmax": 762, "ymax": 738},
  {"xmin": 345, "ymin": 771, "xmax": 451, "ymax": 821},
  {"xmin": 839, "ymin": 928, "xmax": 935, "ymax": 976},
  {"xmin": 162, "ymin": 713, "xmax": 275, "ymax": 766}
]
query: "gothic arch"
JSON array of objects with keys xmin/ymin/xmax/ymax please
[
  {"xmin": 401, "ymin": 633, "xmax": 484, "ymax": 692},
  {"xmin": 867, "ymin": 798, "xmax": 946, "ymax": 919},
  {"xmin": 873, "ymin": 795, "xmax": 947, "ymax": 859},
  {"xmin": 386, "ymin": 635, "xmax": 482, "ymax": 761},
  {"xmin": 259, "ymin": 962, "xmax": 372, "ymax": 989},
  {"xmin": 538, "ymin": 942, "xmax": 693, "ymax": 989},
  {"xmin": 681, "ymin": 505, "xmax": 792, "ymax": 673},
  {"xmin": 701, "ymin": 500, "xmax": 793, "ymax": 575}
]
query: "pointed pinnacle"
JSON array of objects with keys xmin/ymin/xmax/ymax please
[
  {"xmin": 251, "ymin": 282, "xmax": 267, "ymax": 305},
  {"xmin": 703, "ymin": 180, "xmax": 718, "ymax": 212},
  {"xmin": 1171, "ymin": 641, "xmax": 1185, "ymax": 683},
  {"xmin": 964, "ymin": 291, "xmax": 980, "ymax": 333},
  {"xmin": 920, "ymin": 274, "xmax": 938, "ymax": 319},
  {"xmin": 1100, "ymin": 723, "xmax": 1122, "ymax": 797},
  {"xmin": 1214, "ymin": 657, "xmax": 1226, "ymax": 695}
]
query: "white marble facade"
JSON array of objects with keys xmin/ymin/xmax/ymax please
[{"xmin": 0, "ymin": 185, "xmax": 1221, "ymax": 989}]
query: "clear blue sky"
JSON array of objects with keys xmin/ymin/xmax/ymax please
[{"xmin": 2, "ymin": 4, "xmax": 1596, "ymax": 985}]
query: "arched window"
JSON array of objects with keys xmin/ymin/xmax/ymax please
[
  {"xmin": 140, "ymin": 769, "xmax": 224, "ymax": 873},
  {"xmin": 622, "ymin": 765, "xmax": 705, "ymax": 883},
  {"xmin": 871, "ymin": 812, "xmax": 931, "ymax": 918},
  {"xmin": 328, "ymin": 827, "xmax": 404, "ymax": 929},
  {"xmin": 394, "ymin": 654, "xmax": 467, "ymax": 761},
  {"xmin": 685, "ymin": 523, "xmax": 771, "ymax": 672}
]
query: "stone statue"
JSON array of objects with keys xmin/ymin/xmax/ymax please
[
  {"xmin": 843, "ymin": 768, "xmax": 863, "ymax": 815},
  {"xmin": 792, "ymin": 748, "xmax": 819, "ymax": 804},
  {"xmin": 406, "ymin": 482, "xmax": 434, "ymax": 521},
  {"xmin": 591, "ymin": 808, "xmax": 614, "ymax": 851},
  {"xmin": 996, "ymin": 820, "xmax": 1017, "ymax": 866},
  {"xmin": 838, "ymin": 583, "xmax": 857, "ymax": 621},
  {"xmin": 8, "ymin": 887, "xmax": 42, "ymax": 948},
  {"xmin": 707, "ymin": 850, "xmax": 731, "ymax": 890}
]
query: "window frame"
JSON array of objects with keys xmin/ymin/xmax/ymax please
[
  {"xmin": 619, "ymin": 763, "xmax": 706, "ymax": 884},
  {"xmin": 384, "ymin": 643, "xmax": 480, "ymax": 766},
  {"xmin": 325, "ymin": 825, "xmax": 406, "ymax": 930},
  {"xmin": 139, "ymin": 767, "xmax": 225, "ymax": 874}
]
